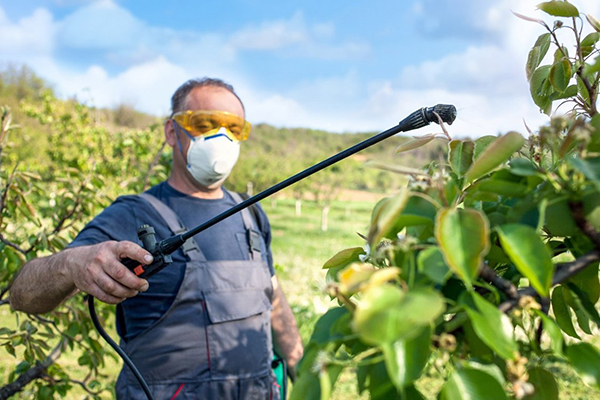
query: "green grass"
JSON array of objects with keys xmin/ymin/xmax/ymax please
[{"xmin": 3, "ymin": 196, "xmax": 600, "ymax": 399}]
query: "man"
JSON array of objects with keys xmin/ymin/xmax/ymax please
[{"xmin": 10, "ymin": 78, "xmax": 303, "ymax": 399}]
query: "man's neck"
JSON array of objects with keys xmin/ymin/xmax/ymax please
[{"xmin": 167, "ymin": 172, "xmax": 224, "ymax": 199}]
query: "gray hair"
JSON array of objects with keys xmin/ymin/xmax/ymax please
[{"xmin": 170, "ymin": 77, "xmax": 244, "ymax": 116}]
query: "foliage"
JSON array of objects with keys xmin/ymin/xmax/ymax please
[
  {"xmin": 292, "ymin": 3, "xmax": 600, "ymax": 399},
  {"xmin": 0, "ymin": 91, "xmax": 166, "ymax": 398}
]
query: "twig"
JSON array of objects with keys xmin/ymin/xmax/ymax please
[
  {"xmin": 499, "ymin": 250, "xmax": 600, "ymax": 313},
  {"xmin": 0, "ymin": 340, "xmax": 64, "ymax": 400},
  {"xmin": 0, "ymin": 233, "xmax": 27, "ymax": 255},
  {"xmin": 569, "ymin": 201, "xmax": 600, "ymax": 248},
  {"xmin": 479, "ymin": 265, "xmax": 519, "ymax": 299}
]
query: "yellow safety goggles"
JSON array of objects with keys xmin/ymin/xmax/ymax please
[{"xmin": 172, "ymin": 110, "xmax": 251, "ymax": 142}]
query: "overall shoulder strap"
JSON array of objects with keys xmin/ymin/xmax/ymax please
[
  {"xmin": 137, "ymin": 192, "xmax": 205, "ymax": 261},
  {"xmin": 229, "ymin": 191, "xmax": 262, "ymax": 261}
]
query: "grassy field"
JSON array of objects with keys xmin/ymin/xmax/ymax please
[{"xmin": 2, "ymin": 196, "xmax": 600, "ymax": 399}]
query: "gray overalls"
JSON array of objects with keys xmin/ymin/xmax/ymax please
[{"xmin": 115, "ymin": 192, "xmax": 278, "ymax": 399}]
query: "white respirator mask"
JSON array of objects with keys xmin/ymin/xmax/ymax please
[{"xmin": 175, "ymin": 124, "xmax": 240, "ymax": 188}]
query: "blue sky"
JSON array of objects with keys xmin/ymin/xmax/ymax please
[{"xmin": 1, "ymin": 0, "xmax": 599, "ymax": 137}]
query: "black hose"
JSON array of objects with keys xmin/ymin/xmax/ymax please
[{"xmin": 87, "ymin": 295, "xmax": 154, "ymax": 400}]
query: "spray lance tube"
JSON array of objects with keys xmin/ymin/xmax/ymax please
[{"xmin": 87, "ymin": 104, "xmax": 457, "ymax": 400}]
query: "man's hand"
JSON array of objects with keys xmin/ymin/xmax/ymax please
[
  {"xmin": 67, "ymin": 241, "xmax": 152, "ymax": 304},
  {"xmin": 10, "ymin": 241, "xmax": 153, "ymax": 314}
]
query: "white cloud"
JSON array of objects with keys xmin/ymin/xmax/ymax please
[
  {"xmin": 57, "ymin": 0, "xmax": 143, "ymax": 50},
  {"xmin": 0, "ymin": 7, "xmax": 55, "ymax": 56},
  {"xmin": 230, "ymin": 12, "xmax": 308, "ymax": 51}
]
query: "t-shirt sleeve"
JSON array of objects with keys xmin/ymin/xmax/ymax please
[
  {"xmin": 67, "ymin": 196, "xmax": 142, "ymax": 248},
  {"xmin": 255, "ymin": 202, "xmax": 275, "ymax": 276}
]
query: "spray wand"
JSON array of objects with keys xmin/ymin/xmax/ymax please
[{"xmin": 89, "ymin": 104, "xmax": 457, "ymax": 400}]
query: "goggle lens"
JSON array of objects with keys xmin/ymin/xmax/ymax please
[{"xmin": 172, "ymin": 110, "xmax": 251, "ymax": 141}]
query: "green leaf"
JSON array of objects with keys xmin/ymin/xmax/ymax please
[
  {"xmin": 568, "ymin": 156, "xmax": 600, "ymax": 193},
  {"xmin": 537, "ymin": 1, "xmax": 579, "ymax": 17},
  {"xmin": 357, "ymin": 361, "xmax": 398, "ymax": 399},
  {"xmin": 353, "ymin": 286, "xmax": 445, "ymax": 345},
  {"xmin": 473, "ymin": 136, "xmax": 498, "ymax": 160},
  {"xmin": 465, "ymin": 131, "xmax": 526, "ymax": 183},
  {"xmin": 460, "ymin": 292, "xmax": 518, "ymax": 360},
  {"xmin": 322, "ymin": 247, "xmax": 365, "ymax": 269},
  {"xmin": 464, "ymin": 360, "xmax": 506, "ymax": 386},
  {"xmin": 566, "ymin": 342, "xmax": 600, "ymax": 389},
  {"xmin": 583, "ymin": 56, "xmax": 600, "ymax": 78},
  {"xmin": 524, "ymin": 367, "xmax": 559, "ymax": 400},
  {"xmin": 449, "ymin": 140, "xmax": 475, "ymax": 177},
  {"xmin": 435, "ymin": 208, "xmax": 490, "ymax": 287},
  {"xmin": 533, "ymin": 310, "xmax": 564, "ymax": 356},
  {"xmin": 381, "ymin": 326, "xmax": 431, "ymax": 390},
  {"xmin": 440, "ymin": 367, "xmax": 508, "ymax": 400},
  {"xmin": 367, "ymin": 190, "xmax": 410, "ymax": 246},
  {"xmin": 550, "ymin": 84, "xmax": 578, "ymax": 100},
  {"xmin": 551, "ymin": 286, "xmax": 580, "ymax": 339},
  {"xmin": 496, "ymin": 224, "xmax": 554, "ymax": 297},
  {"xmin": 309, "ymin": 307, "xmax": 348, "ymax": 345},
  {"xmin": 581, "ymin": 32, "xmax": 600, "ymax": 47},
  {"xmin": 588, "ymin": 14, "xmax": 600, "ymax": 32},
  {"xmin": 549, "ymin": 58, "xmax": 572, "ymax": 92},
  {"xmin": 290, "ymin": 351, "xmax": 343, "ymax": 400},
  {"xmin": 529, "ymin": 65, "xmax": 553, "ymax": 114},
  {"xmin": 527, "ymin": 33, "xmax": 552, "ymax": 80},
  {"xmin": 417, "ymin": 246, "xmax": 451, "ymax": 284},
  {"xmin": 509, "ymin": 158, "xmax": 539, "ymax": 176},
  {"xmin": 395, "ymin": 134, "xmax": 436, "ymax": 154}
]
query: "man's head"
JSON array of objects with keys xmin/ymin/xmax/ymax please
[{"xmin": 165, "ymin": 78, "xmax": 248, "ymax": 191}]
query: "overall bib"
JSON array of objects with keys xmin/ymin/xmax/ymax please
[{"xmin": 115, "ymin": 192, "xmax": 278, "ymax": 399}]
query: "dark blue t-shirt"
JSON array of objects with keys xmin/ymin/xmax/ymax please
[{"xmin": 69, "ymin": 182, "xmax": 274, "ymax": 340}]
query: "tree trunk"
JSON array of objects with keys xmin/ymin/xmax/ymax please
[
  {"xmin": 321, "ymin": 205, "xmax": 330, "ymax": 232},
  {"xmin": 271, "ymin": 197, "xmax": 277, "ymax": 209},
  {"xmin": 295, "ymin": 199, "xmax": 302, "ymax": 216},
  {"xmin": 246, "ymin": 181, "xmax": 253, "ymax": 197}
]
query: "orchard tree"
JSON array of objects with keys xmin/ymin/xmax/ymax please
[
  {"xmin": 291, "ymin": 2, "xmax": 600, "ymax": 399},
  {"xmin": 0, "ymin": 93, "xmax": 166, "ymax": 399}
]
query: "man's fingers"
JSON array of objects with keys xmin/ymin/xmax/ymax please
[
  {"xmin": 86, "ymin": 282, "xmax": 127, "ymax": 305},
  {"xmin": 105, "ymin": 259, "xmax": 149, "ymax": 292},
  {"xmin": 115, "ymin": 241, "xmax": 153, "ymax": 265},
  {"xmin": 93, "ymin": 269, "xmax": 139, "ymax": 299}
]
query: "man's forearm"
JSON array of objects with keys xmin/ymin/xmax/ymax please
[
  {"xmin": 271, "ymin": 277, "xmax": 304, "ymax": 374},
  {"xmin": 9, "ymin": 250, "xmax": 77, "ymax": 314}
]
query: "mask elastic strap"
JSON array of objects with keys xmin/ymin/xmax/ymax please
[{"xmin": 172, "ymin": 121, "xmax": 194, "ymax": 168}]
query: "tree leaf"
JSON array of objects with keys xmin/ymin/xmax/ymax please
[
  {"xmin": 529, "ymin": 65, "xmax": 553, "ymax": 114},
  {"xmin": 496, "ymin": 224, "xmax": 555, "ymax": 297},
  {"xmin": 395, "ymin": 134, "xmax": 436, "ymax": 154},
  {"xmin": 353, "ymin": 286, "xmax": 445, "ymax": 345},
  {"xmin": 568, "ymin": 156, "xmax": 600, "ymax": 193},
  {"xmin": 460, "ymin": 292, "xmax": 518, "ymax": 360},
  {"xmin": 551, "ymin": 286, "xmax": 580, "ymax": 339},
  {"xmin": 566, "ymin": 342, "xmax": 600, "ymax": 389},
  {"xmin": 587, "ymin": 14, "xmax": 600, "ymax": 32},
  {"xmin": 473, "ymin": 135, "xmax": 498, "ymax": 160},
  {"xmin": 537, "ymin": 1, "xmax": 579, "ymax": 17},
  {"xmin": 381, "ymin": 326, "xmax": 431, "ymax": 390},
  {"xmin": 524, "ymin": 367, "xmax": 559, "ymax": 400},
  {"xmin": 435, "ymin": 208, "xmax": 490, "ymax": 287},
  {"xmin": 322, "ymin": 247, "xmax": 365, "ymax": 269},
  {"xmin": 527, "ymin": 33, "xmax": 552, "ymax": 80},
  {"xmin": 549, "ymin": 58, "xmax": 572, "ymax": 92},
  {"xmin": 449, "ymin": 140, "xmax": 475, "ymax": 177},
  {"xmin": 533, "ymin": 310, "xmax": 564, "ymax": 356},
  {"xmin": 440, "ymin": 367, "xmax": 508, "ymax": 400},
  {"xmin": 465, "ymin": 131, "xmax": 526, "ymax": 183},
  {"xmin": 417, "ymin": 246, "xmax": 451, "ymax": 284},
  {"xmin": 367, "ymin": 190, "xmax": 411, "ymax": 246}
]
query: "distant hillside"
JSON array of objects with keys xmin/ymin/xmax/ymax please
[{"xmin": 2, "ymin": 64, "xmax": 446, "ymax": 197}]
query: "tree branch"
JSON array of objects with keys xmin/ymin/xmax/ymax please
[
  {"xmin": 570, "ymin": 200, "xmax": 600, "ymax": 248},
  {"xmin": 141, "ymin": 140, "xmax": 167, "ymax": 191},
  {"xmin": 499, "ymin": 250, "xmax": 600, "ymax": 313},
  {"xmin": 479, "ymin": 264, "xmax": 519, "ymax": 299},
  {"xmin": 0, "ymin": 340, "xmax": 64, "ymax": 400}
]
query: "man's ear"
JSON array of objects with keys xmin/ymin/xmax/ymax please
[{"xmin": 165, "ymin": 119, "xmax": 177, "ymax": 147}]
